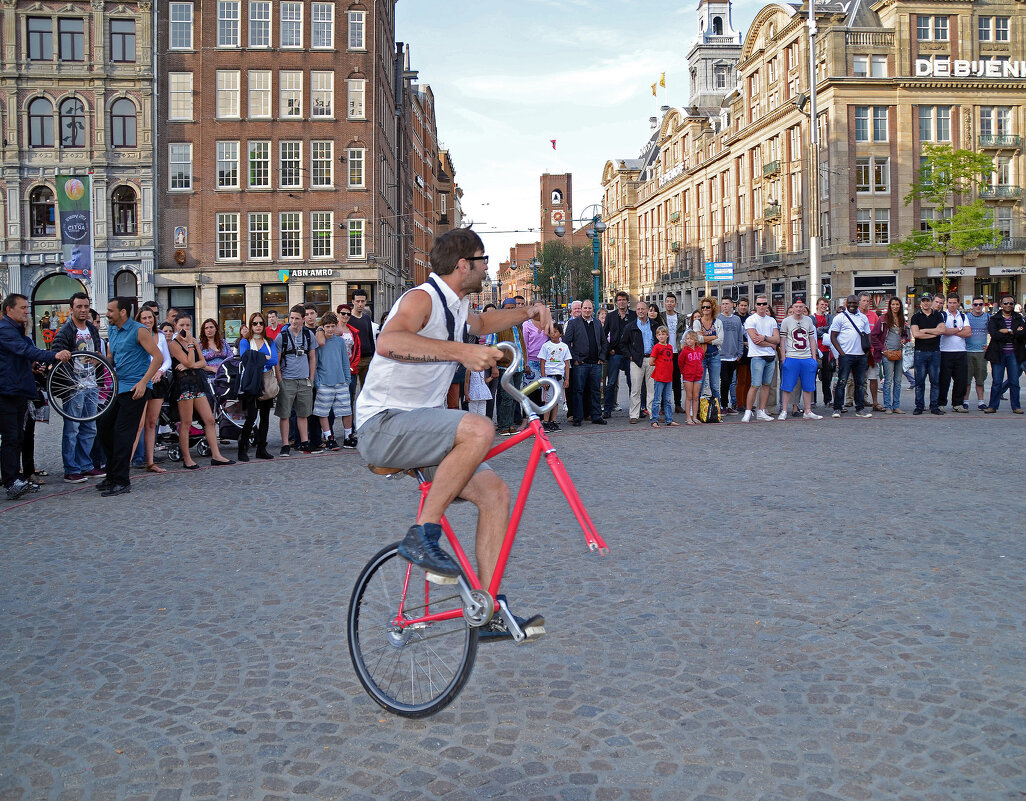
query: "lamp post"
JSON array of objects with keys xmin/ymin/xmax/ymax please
[
  {"xmin": 554, "ymin": 203, "xmax": 605, "ymax": 309},
  {"xmin": 531, "ymin": 258, "xmax": 540, "ymax": 303},
  {"xmin": 807, "ymin": 3, "xmax": 821, "ymax": 306}
]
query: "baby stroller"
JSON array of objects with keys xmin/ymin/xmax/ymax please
[
  {"xmin": 211, "ymin": 357, "xmax": 249, "ymax": 448},
  {"xmin": 158, "ymin": 395, "xmax": 209, "ymax": 462}
]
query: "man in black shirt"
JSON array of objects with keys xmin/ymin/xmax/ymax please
[
  {"xmin": 349, "ymin": 288, "xmax": 375, "ymax": 394},
  {"xmin": 563, "ymin": 299, "xmax": 607, "ymax": 426},
  {"xmin": 910, "ymin": 293, "xmax": 946, "ymax": 415},
  {"xmin": 602, "ymin": 291, "xmax": 635, "ymax": 417}
]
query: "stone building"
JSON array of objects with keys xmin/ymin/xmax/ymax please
[
  {"xmin": 1, "ymin": 0, "xmax": 156, "ymax": 343},
  {"xmin": 603, "ymin": 0, "xmax": 1026, "ymax": 315},
  {"xmin": 155, "ymin": 0, "xmax": 405, "ymax": 332}
]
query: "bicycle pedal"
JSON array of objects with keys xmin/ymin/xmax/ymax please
[{"xmin": 425, "ymin": 571, "xmax": 458, "ymax": 585}]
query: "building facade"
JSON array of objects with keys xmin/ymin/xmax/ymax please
[
  {"xmin": 155, "ymin": 0, "xmax": 404, "ymax": 333},
  {"xmin": 603, "ymin": 0, "xmax": 1026, "ymax": 315},
  {"xmin": 1, "ymin": 0, "xmax": 156, "ymax": 343}
]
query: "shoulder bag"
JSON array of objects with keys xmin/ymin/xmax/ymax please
[{"xmin": 842, "ymin": 310, "xmax": 872, "ymax": 354}]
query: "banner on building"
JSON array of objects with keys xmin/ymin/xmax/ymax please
[{"xmin": 56, "ymin": 175, "xmax": 92, "ymax": 281}]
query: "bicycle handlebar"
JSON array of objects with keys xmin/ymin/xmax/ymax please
[{"xmin": 496, "ymin": 342, "xmax": 561, "ymax": 418}]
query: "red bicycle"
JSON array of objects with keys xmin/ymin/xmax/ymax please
[{"xmin": 347, "ymin": 342, "xmax": 609, "ymax": 717}]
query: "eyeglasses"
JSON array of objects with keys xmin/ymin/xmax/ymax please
[
  {"xmin": 756, "ymin": 301, "xmax": 769, "ymax": 306},
  {"xmin": 1001, "ymin": 301, "xmax": 1014, "ymax": 306},
  {"xmin": 252, "ymin": 321, "xmax": 265, "ymax": 326},
  {"xmin": 972, "ymin": 302, "xmax": 984, "ymax": 307},
  {"xmin": 339, "ymin": 312, "xmax": 351, "ymax": 317},
  {"xmin": 701, "ymin": 305, "xmax": 712, "ymax": 310},
  {"xmin": 467, "ymin": 256, "xmax": 489, "ymax": 265}
]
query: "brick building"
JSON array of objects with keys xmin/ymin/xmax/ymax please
[
  {"xmin": 155, "ymin": 0, "xmax": 404, "ymax": 332},
  {"xmin": 405, "ymin": 82, "xmax": 437, "ymax": 287},
  {"xmin": 1, "ymin": 0, "xmax": 156, "ymax": 343}
]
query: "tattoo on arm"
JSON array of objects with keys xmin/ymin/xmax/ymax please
[{"xmin": 388, "ymin": 352, "xmax": 452, "ymax": 363}]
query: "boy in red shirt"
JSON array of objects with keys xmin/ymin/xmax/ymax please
[
  {"xmin": 678, "ymin": 330, "xmax": 706, "ymax": 424},
  {"xmin": 650, "ymin": 326, "xmax": 679, "ymax": 427}
]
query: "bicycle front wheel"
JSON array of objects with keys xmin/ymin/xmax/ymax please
[
  {"xmin": 348, "ymin": 542, "xmax": 478, "ymax": 718},
  {"xmin": 47, "ymin": 353, "xmax": 117, "ymax": 422}
]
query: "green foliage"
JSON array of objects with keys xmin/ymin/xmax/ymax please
[{"xmin": 538, "ymin": 240, "xmax": 596, "ymax": 302}]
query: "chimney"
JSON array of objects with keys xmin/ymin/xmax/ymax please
[{"xmin": 649, "ymin": 116, "xmax": 658, "ymax": 130}]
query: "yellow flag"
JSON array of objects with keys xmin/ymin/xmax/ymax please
[
  {"xmin": 659, "ymin": 72, "xmax": 666, "ymax": 88},
  {"xmin": 651, "ymin": 82, "xmax": 657, "ymax": 96}
]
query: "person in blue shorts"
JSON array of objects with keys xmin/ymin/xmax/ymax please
[{"xmin": 778, "ymin": 301, "xmax": 822, "ymax": 421}]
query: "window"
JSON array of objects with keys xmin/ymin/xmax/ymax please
[
  {"xmin": 347, "ymin": 78, "xmax": 365, "ymax": 119},
  {"xmin": 919, "ymin": 106, "xmax": 951, "ymax": 142},
  {"xmin": 247, "ymin": 70, "xmax": 271, "ymax": 118},
  {"xmin": 58, "ymin": 18, "xmax": 85, "ymax": 61},
  {"xmin": 873, "ymin": 107, "xmax": 888, "ymax": 141},
  {"xmin": 59, "ymin": 99, "xmax": 86, "ymax": 147},
  {"xmin": 934, "ymin": 16, "xmax": 948, "ymax": 41},
  {"xmin": 249, "ymin": 213, "xmax": 271, "ymax": 259},
  {"xmin": 216, "ymin": 70, "xmax": 240, "ymax": 118},
  {"xmin": 111, "ymin": 186, "xmax": 137, "ymax": 235},
  {"xmin": 996, "ymin": 17, "xmax": 1010, "ymax": 41},
  {"xmin": 312, "ymin": 212, "xmax": 333, "ymax": 258},
  {"xmin": 348, "ymin": 10, "xmax": 365, "ymax": 49},
  {"xmin": 994, "ymin": 156, "xmax": 1012, "ymax": 187},
  {"xmin": 28, "ymin": 98, "xmax": 54, "ymax": 147},
  {"xmin": 980, "ymin": 107, "xmax": 1013, "ymax": 138},
  {"xmin": 280, "ymin": 141, "xmax": 301, "ymax": 188},
  {"xmin": 216, "ymin": 141, "xmax": 239, "ymax": 188},
  {"xmin": 249, "ymin": 1, "xmax": 270, "ymax": 47},
  {"xmin": 280, "ymin": 71, "xmax": 302, "ymax": 118},
  {"xmin": 855, "ymin": 157, "xmax": 870, "ymax": 192},
  {"xmin": 856, "ymin": 209, "xmax": 871, "ymax": 243},
  {"xmin": 29, "ymin": 187, "xmax": 56, "ymax": 237},
  {"xmin": 856, "ymin": 55, "xmax": 887, "ymax": 77},
  {"xmin": 312, "ymin": 71, "xmax": 334, "ymax": 117},
  {"xmin": 995, "ymin": 206, "xmax": 1012, "ymax": 240},
  {"xmin": 874, "ymin": 209, "xmax": 889, "ymax": 244},
  {"xmin": 979, "ymin": 16, "xmax": 992, "ymax": 41},
  {"xmin": 248, "ymin": 141, "xmax": 270, "ymax": 188},
  {"xmin": 170, "ymin": 3, "xmax": 193, "ymax": 48},
  {"xmin": 347, "ymin": 147, "xmax": 365, "ymax": 187},
  {"xmin": 168, "ymin": 73, "xmax": 193, "ymax": 120},
  {"xmin": 853, "ymin": 55, "xmax": 868, "ymax": 77},
  {"xmin": 217, "ymin": 1, "xmax": 240, "ymax": 47},
  {"xmin": 312, "ymin": 3, "xmax": 334, "ymax": 48},
  {"xmin": 347, "ymin": 219, "xmax": 365, "ymax": 259},
  {"xmin": 110, "ymin": 19, "xmax": 136, "ymax": 62},
  {"xmin": 280, "ymin": 2, "xmax": 302, "ymax": 47},
  {"xmin": 311, "ymin": 140, "xmax": 333, "ymax": 187},
  {"xmin": 280, "ymin": 212, "xmax": 301, "ymax": 259},
  {"xmin": 28, "ymin": 18, "xmax": 53, "ymax": 60},
  {"xmin": 168, "ymin": 143, "xmax": 192, "ymax": 190},
  {"xmin": 110, "ymin": 98, "xmax": 136, "ymax": 147},
  {"xmin": 714, "ymin": 66, "xmax": 727, "ymax": 89},
  {"xmin": 855, "ymin": 107, "xmax": 868, "ymax": 141},
  {"xmin": 873, "ymin": 157, "xmax": 889, "ymax": 192},
  {"xmin": 216, "ymin": 213, "xmax": 240, "ymax": 260}
]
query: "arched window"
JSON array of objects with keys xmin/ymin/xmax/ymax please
[
  {"xmin": 111, "ymin": 186, "xmax": 137, "ymax": 235},
  {"xmin": 29, "ymin": 97, "xmax": 54, "ymax": 147},
  {"xmin": 114, "ymin": 270, "xmax": 138, "ymax": 300},
  {"xmin": 111, "ymin": 98, "xmax": 136, "ymax": 147},
  {"xmin": 60, "ymin": 98, "xmax": 86, "ymax": 147},
  {"xmin": 29, "ymin": 187, "xmax": 56, "ymax": 237},
  {"xmin": 551, "ymin": 189, "xmax": 563, "ymax": 204},
  {"xmin": 713, "ymin": 16, "xmax": 723, "ymax": 35}
]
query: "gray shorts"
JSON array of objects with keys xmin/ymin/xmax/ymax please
[
  {"xmin": 275, "ymin": 378, "xmax": 313, "ymax": 418},
  {"xmin": 357, "ymin": 407, "xmax": 490, "ymax": 479},
  {"xmin": 313, "ymin": 382, "xmax": 352, "ymax": 417},
  {"xmin": 967, "ymin": 352, "xmax": 988, "ymax": 386}
]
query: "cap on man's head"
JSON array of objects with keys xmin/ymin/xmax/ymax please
[
  {"xmin": 920, "ymin": 293, "xmax": 934, "ymax": 301},
  {"xmin": 501, "ymin": 298, "xmax": 516, "ymax": 308}
]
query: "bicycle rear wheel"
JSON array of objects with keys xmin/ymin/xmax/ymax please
[
  {"xmin": 348, "ymin": 542, "xmax": 478, "ymax": 718},
  {"xmin": 47, "ymin": 353, "xmax": 117, "ymax": 422}
]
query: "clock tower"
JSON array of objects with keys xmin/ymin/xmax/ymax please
[
  {"xmin": 540, "ymin": 172, "xmax": 573, "ymax": 246},
  {"xmin": 687, "ymin": 0, "xmax": 742, "ymax": 115}
]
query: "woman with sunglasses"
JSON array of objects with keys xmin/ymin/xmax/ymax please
[
  {"xmin": 693, "ymin": 295, "xmax": 723, "ymax": 402},
  {"xmin": 129, "ymin": 307, "xmax": 172, "ymax": 473},
  {"xmin": 237, "ymin": 312, "xmax": 279, "ymax": 459},
  {"xmin": 335, "ymin": 304, "xmax": 362, "ymax": 408}
]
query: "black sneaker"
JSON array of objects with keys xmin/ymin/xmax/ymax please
[
  {"xmin": 913, "ymin": 408, "xmax": 924, "ymax": 415},
  {"xmin": 342, "ymin": 435, "xmax": 358, "ymax": 449},
  {"xmin": 930, "ymin": 408, "xmax": 945, "ymax": 415},
  {"xmin": 100, "ymin": 483, "xmax": 132, "ymax": 497},
  {"xmin": 279, "ymin": 445, "xmax": 291, "ymax": 458},
  {"xmin": 299, "ymin": 441, "xmax": 323, "ymax": 455},
  {"xmin": 397, "ymin": 524, "xmax": 461, "ymax": 577},
  {"xmin": 5, "ymin": 479, "xmax": 31, "ymax": 500},
  {"xmin": 325, "ymin": 437, "xmax": 341, "ymax": 451},
  {"xmin": 549, "ymin": 421, "xmax": 561, "ymax": 431},
  {"xmin": 479, "ymin": 595, "xmax": 546, "ymax": 644}
]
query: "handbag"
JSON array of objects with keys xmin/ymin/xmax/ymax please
[
  {"xmin": 883, "ymin": 349, "xmax": 902, "ymax": 362},
  {"xmin": 698, "ymin": 396, "xmax": 721, "ymax": 423},
  {"xmin": 259, "ymin": 370, "xmax": 280, "ymax": 401},
  {"xmin": 842, "ymin": 310, "xmax": 872, "ymax": 354}
]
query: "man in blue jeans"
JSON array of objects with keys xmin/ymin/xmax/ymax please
[
  {"xmin": 602, "ymin": 291, "xmax": 634, "ymax": 416},
  {"xmin": 563, "ymin": 299, "xmax": 607, "ymax": 426},
  {"xmin": 985, "ymin": 294, "xmax": 1025, "ymax": 413},
  {"xmin": 910, "ymin": 293, "xmax": 946, "ymax": 415},
  {"xmin": 829, "ymin": 294, "xmax": 873, "ymax": 418}
]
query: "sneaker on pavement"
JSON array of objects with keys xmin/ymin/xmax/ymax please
[
  {"xmin": 279, "ymin": 445, "xmax": 291, "ymax": 457},
  {"xmin": 952, "ymin": 406, "xmax": 968, "ymax": 413},
  {"xmin": 100, "ymin": 483, "xmax": 132, "ymax": 497},
  {"xmin": 299, "ymin": 441, "xmax": 323, "ymax": 455},
  {"xmin": 5, "ymin": 479, "xmax": 31, "ymax": 500},
  {"xmin": 803, "ymin": 412, "xmax": 823, "ymax": 420},
  {"xmin": 979, "ymin": 402, "xmax": 988, "ymax": 411},
  {"xmin": 397, "ymin": 524, "xmax": 461, "ymax": 577},
  {"xmin": 342, "ymin": 435, "xmax": 358, "ymax": 449},
  {"xmin": 854, "ymin": 410, "xmax": 873, "ymax": 418},
  {"xmin": 84, "ymin": 468, "xmax": 106, "ymax": 478},
  {"xmin": 64, "ymin": 473, "xmax": 88, "ymax": 484},
  {"xmin": 478, "ymin": 595, "xmax": 546, "ymax": 644},
  {"xmin": 756, "ymin": 410, "xmax": 774, "ymax": 422},
  {"xmin": 325, "ymin": 436, "xmax": 341, "ymax": 451},
  {"xmin": 777, "ymin": 411, "xmax": 788, "ymax": 421},
  {"xmin": 741, "ymin": 410, "xmax": 752, "ymax": 423},
  {"xmin": 832, "ymin": 411, "xmax": 841, "ymax": 418}
]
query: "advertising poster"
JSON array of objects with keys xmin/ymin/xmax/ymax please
[{"xmin": 56, "ymin": 175, "xmax": 93, "ymax": 282}]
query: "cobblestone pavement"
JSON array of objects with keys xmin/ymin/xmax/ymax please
[{"xmin": 2, "ymin": 395, "xmax": 1024, "ymax": 800}]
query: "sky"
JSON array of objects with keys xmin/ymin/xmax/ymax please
[{"xmin": 395, "ymin": 0, "xmax": 766, "ymax": 274}]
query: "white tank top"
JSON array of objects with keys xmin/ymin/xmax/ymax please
[{"xmin": 355, "ymin": 277, "xmax": 470, "ymax": 428}]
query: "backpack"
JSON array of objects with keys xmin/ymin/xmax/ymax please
[
  {"xmin": 698, "ymin": 396, "xmax": 721, "ymax": 423},
  {"xmin": 278, "ymin": 326, "xmax": 313, "ymax": 372}
]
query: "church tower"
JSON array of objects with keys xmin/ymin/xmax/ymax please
[{"xmin": 686, "ymin": 0, "xmax": 743, "ymax": 114}]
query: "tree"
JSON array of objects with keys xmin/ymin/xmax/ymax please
[
  {"xmin": 538, "ymin": 240, "xmax": 594, "ymax": 306},
  {"xmin": 889, "ymin": 144, "xmax": 1001, "ymax": 294}
]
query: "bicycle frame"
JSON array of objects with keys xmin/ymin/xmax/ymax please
[{"xmin": 390, "ymin": 350, "xmax": 609, "ymax": 631}]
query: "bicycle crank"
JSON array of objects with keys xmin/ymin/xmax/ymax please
[{"xmin": 458, "ymin": 577, "xmax": 493, "ymax": 627}]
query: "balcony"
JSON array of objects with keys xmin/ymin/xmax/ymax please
[
  {"xmin": 764, "ymin": 204, "xmax": 781, "ymax": 220},
  {"xmin": 981, "ymin": 236, "xmax": 1026, "ymax": 251},
  {"xmin": 760, "ymin": 252, "xmax": 782, "ymax": 265},
  {"xmin": 980, "ymin": 186, "xmax": 1023, "ymax": 199},
  {"xmin": 670, "ymin": 241, "xmax": 681, "ymax": 252},
  {"xmin": 763, "ymin": 159, "xmax": 781, "ymax": 178},
  {"xmin": 979, "ymin": 135, "xmax": 1022, "ymax": 149},
  {"xmin": 669, "ymin": 211, "xmax": 681, "ymax": 223},
  {"xmin": 846, "ymin": 31, "xmax": 894, "ymax": 47}
]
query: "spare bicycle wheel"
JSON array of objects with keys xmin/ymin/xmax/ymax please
[{"xmin": 47, "ymin": 352, "xmax": 117, "ymax": 422}]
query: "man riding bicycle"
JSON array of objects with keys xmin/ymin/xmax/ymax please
[{"xmin": 355, "ymin": 228, "xmax": 554, "ymax": 641}]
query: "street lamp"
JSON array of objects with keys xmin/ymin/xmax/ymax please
[
  {"xmin": 531, "ymin": 258, "xmax": 540, "ymax": 303},
  {"xmin": 795, "ymin": 3, "xmax": 822, "ymax": 307},
  {"xmin": 554, "ymin": 203, "xmax": 605, "ymax": 309}
]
